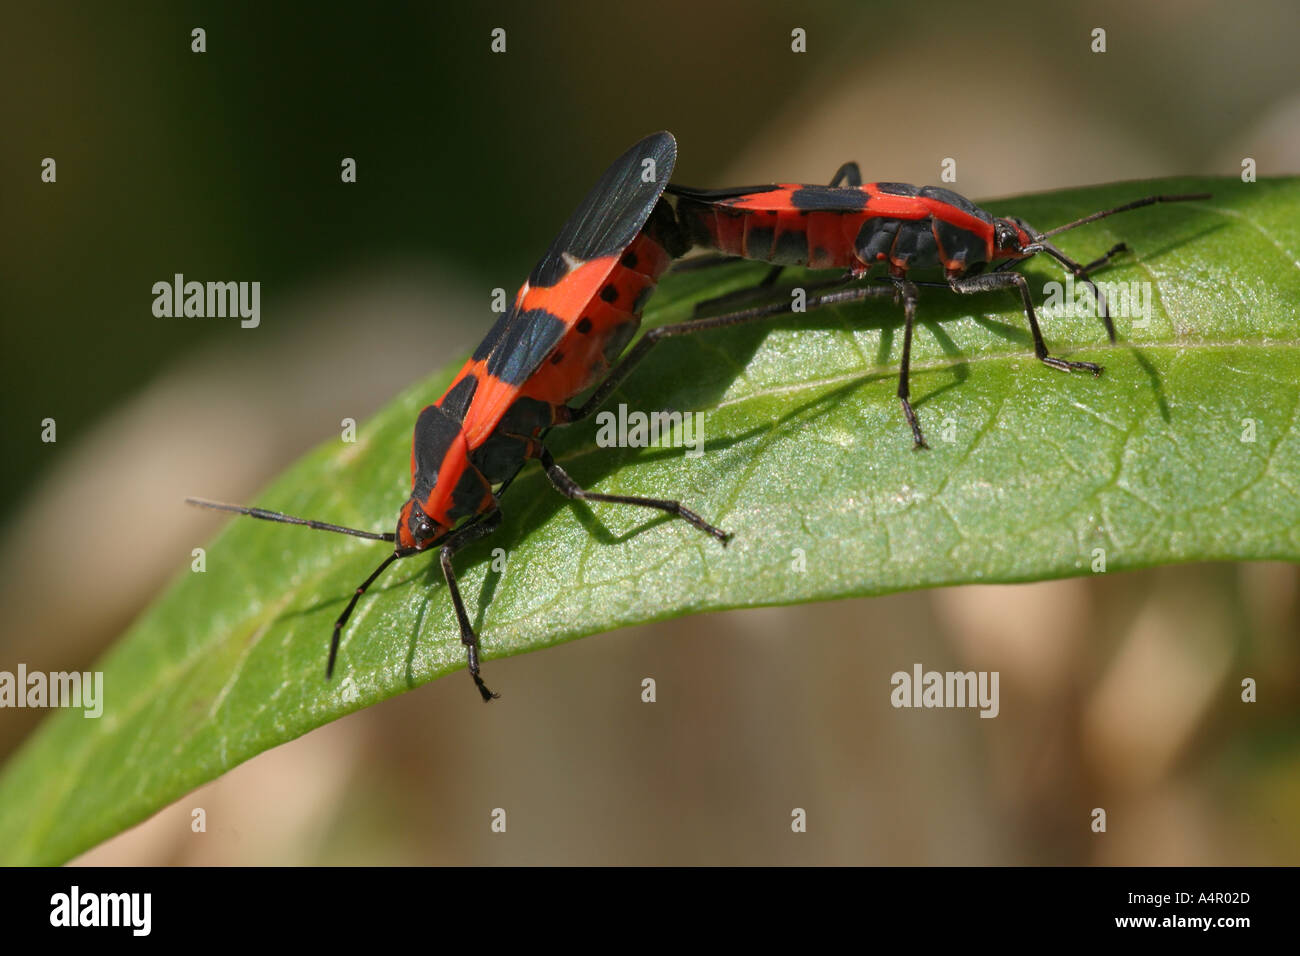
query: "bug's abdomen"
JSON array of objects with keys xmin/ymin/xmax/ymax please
[
  {"xmin": 677, "ymin": 181, "xmax": 997, "ymax": 279},
  {"xmin": 676, "ymin": 197, "xmax": 861, "ymax": 271}
]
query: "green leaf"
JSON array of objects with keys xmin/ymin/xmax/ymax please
[{"xmin": 1, "ymin": 177, "xmax": 1295, "ymax": 864}]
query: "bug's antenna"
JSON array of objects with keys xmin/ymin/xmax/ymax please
[
  {"xmin": 1022, "ymin": 193, "xmax": 1207, "ymax": 344},
  {"xmin": 188, "ymin": 497, "xmax": 412, "ymax": 677},
  {"xmin": 186, "ymin": 497, "xmax": 396, "ymax": 542},
  {"xmin": 1039, "ymin": 193, "xmax": 1210, "ymax": 239}
]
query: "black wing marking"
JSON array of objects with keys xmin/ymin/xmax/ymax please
[
  {"xmin": 788, "ymin": 185, "xmax": 869, "ymax": 212},
  {"xmin": 483, "ymin": 308, "xmax": 567, "ymax": 386},
  {"xmin": 671, "ymin": 182, "xmax": 870, "ymax": 213},
  {"xmin": 919, "ymin": 185, "xmax": 994, "ymax": 223},
  {"xmin": 529, "ymin": 131, "xmax": 678, "ymax": 288},
  {"xmin": 666, "ymin": 183, "xmax": 784, "ymax": 201}
]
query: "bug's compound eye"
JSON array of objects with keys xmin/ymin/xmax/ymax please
[
  {"xmin": 400, "ymin": 502, "xmax": 443, "ymax": 550},
  {"xmin": 993, "ymin": 218, "xmax": 1028, "ymax": 255}
]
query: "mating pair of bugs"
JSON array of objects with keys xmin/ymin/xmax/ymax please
[{"xmin": 190, "ymin": 132, "xmax": 1207, "ymax": 700}]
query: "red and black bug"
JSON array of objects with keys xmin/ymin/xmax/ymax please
[
  {"xmin": 188, "ymin": 134, "xmax": 1209, "ymax": 700},
  {"xmin": 668, "ymin": 168, "xmax": 1209, "ymax": 447},
  {"xmin": 190, "ymin": 131, "xmax": 731, "ymax": 701}
]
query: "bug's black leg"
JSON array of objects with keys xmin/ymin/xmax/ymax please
[
  {"xmin": 891, "ymin": 277, "xmax": 928, "ymax": 449},
  {"xmin": 992, "ymin": 241, "xmax": 1128, "ymax": 278},
  {"xmin": 328, "ymin": 550, "xmax": 408, "ymax": 679},
  {"xmin": 829, "ymin": 161, "xmax": 862, "ymax": 188},
  {"xmin": 559, "ymin": 283, "xmax": 898, "ymax": 426},
  {"xmin": 992, "ymin": 239, "xmax": 1131, "ymax": 341},
  {"xmin": 537, "ymin": 447, "xmax": 731, "ymax": 545},
  {"xmin": 690, "ymin": 270, "xmax": 859, "ymax": 319},
  {"xmin": 689, "ymin": 263, "xmax": 787, "ymax": 317},
  {"xmin": 1035, "ymin": 240, "xmax": 1120, "ymax": 343},
  {"xmin": 438, "ymin": 510, "xmax": 504, "ymax": 701},
  {"xmin": 1080, "ymin": 241, "xmax": 1129, "ymax": 274},
  {"xmin": 947, "ymin": 271, "xmax": 1103, "ymax": 375},
  {"xmin": 993, "ymin": 240, "xmax": 1128, "ymax": 278}
]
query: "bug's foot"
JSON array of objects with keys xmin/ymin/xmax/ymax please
[
  {"xmin": 901, "ymin": 399, "xmax": 928, "ymax": 449},
  {"xmin": 1043, "ymin": 357, "xmax": 1103, "ymax": 376},
  {"xmin": 473, "ymin": 673, "xmax": 500, "ymax": 702},
  {"xmin": 678, "ymin": 505, "xmax": 730, "ymax": 545}
]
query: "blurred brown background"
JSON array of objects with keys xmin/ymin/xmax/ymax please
[{"xmin": 1, "ymin": 0, "xmax": 1297, "ymax": 864}]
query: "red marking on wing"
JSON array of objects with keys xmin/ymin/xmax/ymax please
[
  {"xmin": 458, "ymin": 256, "xmax": 618, "ymax": 448},
  {"xmin": 520, "ymin": 255, "xmax": 618, "ymax": 316},
  {"xmin": 521, "ymin": 233, "xmax": 673, "ymax": 405},
  {"xmin": 418, "ymin": 425, "xmax": 473, "ymax": 526},
  {"xmin": 855, "ymin": 188, "xmax": 925, "ymax": 220}
]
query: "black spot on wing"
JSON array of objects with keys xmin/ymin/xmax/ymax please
[
  {"xmin": 920, "ymin": 186, "xmax": 993, "ymax": 223},
  {"xmin": 483, "ymin": 307, "xmax": 568, "ymax": 386},
  {"xmin": 530, "ymin": 132, "xmax": 677, "ymax": 288},
  {"xmin": 789, "ymin": 185, "xmax": 868, "ymax": 212}
]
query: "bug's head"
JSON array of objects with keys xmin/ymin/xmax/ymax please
[
  {"xmin": 397, "ymin": 498, "xmax": 449, "ymax": 552},
  {"xmin": 992, "ymin": 216, "xmax": 1036, "ymax": 259}
]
